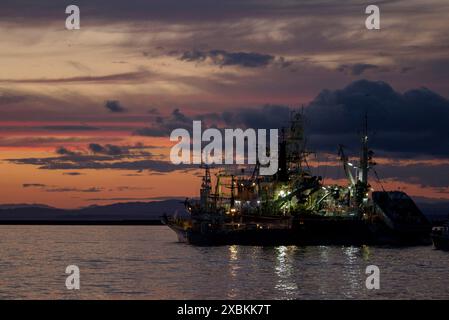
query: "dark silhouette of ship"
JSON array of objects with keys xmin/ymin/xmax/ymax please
[
  {"xmin": 431, "ymin": 222, "xmax": 449, "ymax": 250},
  {"xmin": 162, "ymin": 112, "xmax": 431, "ymax": 246}
]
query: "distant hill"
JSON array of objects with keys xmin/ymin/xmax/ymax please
[
  {"xmin": 0, "ymin": 203, "xmax": 55, "ymax": 210},
  {"xmin": 1, "ymin": 198, "xmax": 448, "ymax": 225},
  {"xmin": 0, "ymin": 200, "xmax": 185, "ymax": 224}
]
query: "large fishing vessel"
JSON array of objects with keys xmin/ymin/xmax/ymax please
[{"xmin": 162, "ymin": 112, "xmax": 431, "ymax": 246}]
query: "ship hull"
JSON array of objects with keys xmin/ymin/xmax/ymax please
[
  {"xmin": 167, "ymin": 223, "xmax": 189, "ymax": 243},
  {"xmin": 165, "ymin": 217, "xmax": 430, "ymax": 246},
  {"xmin": 165, "ymin": 222, "xmax": 296, "ymax": 246},
  {"xmin": 186, "ymin": 228, "xmax": 296, "ymax": 246}
]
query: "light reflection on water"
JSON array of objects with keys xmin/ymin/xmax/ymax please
[
  {"xmin": 227, "ymin": 245, "xmax": 239, "ymax": 299},
  {"xmin": 342, "ymin": 246, "xmax": 363, "ymax": 298},
  {"xmin": 274, "ymin": 246, "xmax": 298, "ymax": 298},
  {"xmin": 0, "ymin": 226, "xmax": 448, "ymax": 299}
]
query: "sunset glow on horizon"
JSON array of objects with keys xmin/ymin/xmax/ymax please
[{"xmin": 1, "ymin": 0, "xmax": 449, "ymax": 208}]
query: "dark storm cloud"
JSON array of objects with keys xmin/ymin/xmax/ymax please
[
  {"xmin": 134, "ymin": 105, "xmax": 289, "ymax": 137},
  {"xmin": 0, "ymin": 71, "xmax": 150, "ymax": 85},
  {"xmin": 304, "ymin": 80, "xmax": 449, "ymax": 157},
  {"xmin": 134, "ymin": 80, "xmax": 449, "ymax": 159},
  {"xmin": 179, "ymin": 50, "xmax": 279, "ymax": 68},
  {"xmin": 104, "ymin": 100, "xmax": 126, "ymax": 113},
  {"xmin": 134, "ymin": 108, "xmax": 194, "ymax": 137},
  {"xmin": 222, "ymin": 105, "xmax": 291, "ymax": 129}
]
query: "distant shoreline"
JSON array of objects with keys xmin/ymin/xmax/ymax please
[{"xmin": 0, "ymin": 220, "xmax": 163, "ymax": 226}]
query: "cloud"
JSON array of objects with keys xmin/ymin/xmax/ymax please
[
  {"xmin": 0, "ymin": 136, "xmax": 122, "ymax": 148},
  {"xmin": 134, "ymin": 108, "xmax": 194, "ymax": 137},
  {"xmin": 179, "ymin": 49, "xmax": 291, "ymax": 69},
  {"xmin": 0, "ymin": 71, "xmax": 151, "ymax": 85},
  {"xmin": 104, "ymin": 100, "xmax": 126, "ymax": 113},
  {"xmin": 87, "ymin": 143, "xmax": 151, "ymax": 156},
  {"xmin": 221, "ymin": 104, "xmax": 290, "ymax": 129},
  {"xmin": 0, "ymin": 0, "xmax": 349, "ymax": 25},
  {"xmin": 148, "ymin": 108, "xmax": 160, "ymax": 115},
  {"xmin": 56, "ymin": 147, "xmax": 79, "ymax": 156},
  {"xmin": 134, "ymin": 105, "xmax": 288, "ymax": 137},
  {"xmin": 45, "ymin": 187, "xmax": 102, "ymax": 193},
  {"xmin": 22, "ymin": 183, "xmax": 101, "ymax": 193},
  {"xmin": 10, "ymin": 157, "xmax": 195, "ymax": 172},
  {"xmin": 41, "ymin": 125, "xmax": 99, "ymax": 131},
  {"xmin": 62, "ymin": 172, "xmax": 84, "ymax": 176},
  {"xmin": 7, "ymin": 142, "xmax": 189, "ymax": 173},
  {"xmin": 67, "ymin": 61, "xmax": 92, "ymax": 73},
  {"xmin": 337, "ymin": 64, "xmax": 380, "ymax": 76},
  {"xmin": 0, "ymin": 92, "xmax": 28, "ymax": 105},
  {"xmin": 114, "ymin": 186, "xmax": 153, "ymax": 191},
  {"xmin": 304, "ymin": 80, "xmax": 449, "ymax": 158},
  {"xmin": 134, "ymin": 80, "xmax": 449, "ymax": 159},
  {"xmin": 23, "ymin": 183, "xmax": 46, "ymax": 188},
  {"xmin": 89, "ymin": 143, "xmax": 123, "ymax": 155}
]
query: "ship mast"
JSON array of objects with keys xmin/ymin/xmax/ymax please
[
  {"xmin": 359, "ymin": 114, "xmax": 369, "ymax": 185},
  {"xmin": 338, "ymin": 144, "xmax": 356, "ymax": 187},
  {"xmin": 355, "ymin": 114, "xmax": 370, "ymax": 210},
  {"xmin": 200, "ymin": 163, "xmax": 212, "ymax": 210}
]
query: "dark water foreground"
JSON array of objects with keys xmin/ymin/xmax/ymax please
[{"xmin": 0, "ymin": 226, "xmax": 448, "ymax": 299}]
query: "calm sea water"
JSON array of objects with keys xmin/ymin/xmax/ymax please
[{"xmin": 0, "ymin": 225, "xmax": 448, "ymax": 299}]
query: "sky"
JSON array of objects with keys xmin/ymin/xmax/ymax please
[{"xmin": 0, "ymin": 0, "xmax": 448, "ymax": 208}]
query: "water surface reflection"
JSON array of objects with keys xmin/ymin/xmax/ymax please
[{"xmin": 0, "ymin": 226, "xmax": 448, "ymax": 299}]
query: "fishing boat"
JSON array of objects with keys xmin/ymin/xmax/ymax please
[{"xmin": 163, "ymin": 112, "xmax": 431, "ymax": 246}]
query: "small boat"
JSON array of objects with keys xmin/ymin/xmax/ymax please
[{"xmin": 431, "ymin": 222, "xmax": 449, "ymax": 250}]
